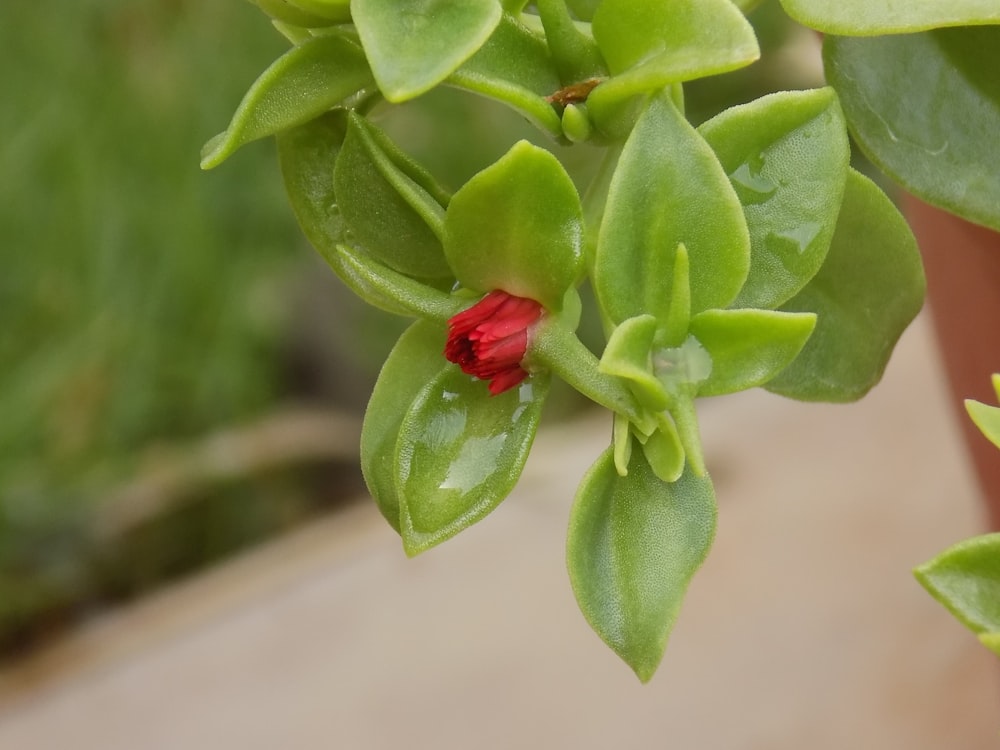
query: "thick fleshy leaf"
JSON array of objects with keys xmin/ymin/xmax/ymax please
[
  {"xmin": 825, "ymin": 29, "xmax": 1000, "ymax": 231},
  {"xmin": 360, "ymin": 321, "xmax": 449, "ymax": 531},
  {"xmin": 966, "ymin": 389, "xmax": 1000, "ymax": 451},
  {"xmin": 765, "ymin": 169, "xmax": 925, "ymax": 402},
  {"xmin": 334, "ymin": 114, "xmax": 451, "ymax": 278},
  {"xmin": 448, "ymin": 14, "xmax": 563, "ymax": 138},
  {"xmin": 328, "ymin": 245, "xmax": 463, "ymax": 322},
  {"xmin": 699, "ymin": 89, "xmax": 850, "ymax": 309},
  {"xmin": 589, "ymin": 0, "xmax": 758, "ymax": 113},
  {"xmin": 353, "ymin": 0, "xmax": 501, "ymax": 102},
  {"xmin": 276, "ymin": 110, "xmax": 349, "ymax": 258},
  {"xmin": 595, "ymin": 95, "xmax": 750, "ymax": 323},
  {"xmin": 395, "ymin": 368, "xmax": 550, "ymax": 555},
  {"xmin": 640, "ymin": 417, "xmax": 685, "ymax": 483},
  {"xmin": 444, "ymin": 141, "xmax": 583, "ymax": 310},
  {"xmin": 781, "ymin": 0, "xmax": 1000, "ymax": 34},
  {"xmin": 565, "ymin": 0, "xmax": 600, "ymax": 22},
  {"xmin": 915, "ymin": 533, "xmax": 1000, "ymax": 635},
  {"xmin": 599, "ymin": 315, "xmax": 669, "ymax": 411},
  {"xmin": 688, "ymin": 309, "xmax": 816, "ymax": 397},
  {"xmin": 201, "ymin": 34, "xmax": 372, "ymax": 169},
  {"xmin": 567, "ymin": 449, "xmax": 716, "ymax": 682}
]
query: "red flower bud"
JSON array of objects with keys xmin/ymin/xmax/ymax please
[{"xmin": 444, "ymin": 290, "xmax": 543, "ymax": 395}]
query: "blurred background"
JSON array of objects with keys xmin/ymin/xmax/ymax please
[{"xmin": 2, "ymin": 2, "xmax": 997, "ymax": 748}]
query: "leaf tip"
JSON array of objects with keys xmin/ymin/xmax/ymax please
[{"xmin": 199, "ymin": 132, "xmax": 229, "ymax": 170}]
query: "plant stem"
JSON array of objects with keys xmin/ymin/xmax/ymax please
[{"xmin": 530, "ymin": 317, "xmax": 654, "ymax": 432}]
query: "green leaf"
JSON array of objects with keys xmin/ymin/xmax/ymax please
[
  {"xmin": 444, "ymin": 141, "xmax": 584, "ymax": 310},
  {"xmin": 327, "ymin": 245, "xmax": 463, "ymax": 322},
  {"xmin": 448, "ymin": 13, "xmax": 564, "ymax": 138},
  {"xmin": 352, "ymin": 0, "xmax": 502, "ymax": 102},
  {"xmin": 361, "ymin": 321, "xmax": 449, "ymax": 531},
  {"xmin": 565, "ymin": 0, "xmax": 600, "ymax": 22},
  {"xmin": 640, "ymin": 416, "xmax": 685, "ymax": 483},
  {"xmin": 276, "ymin": 110, "xmax": 350, "ymax": 257},
  {"xmin": 594, "ymin": 95, "xmax": 750, "ymax": 324},
  {"xmin": 334, "ymin": 114, "xmax": 451, "ymax": 278},
  {"xmin": 765, "ymin": 169, "xmax": 925, "ymax": 402},
  {"xmin": 781, "ymin": 0, "xmax": 1000, "ymax": 34},
  {"xmin": 395, "ymin": 367, "xmax": 550, "ymax": 555},
  {"xmin": 688, "ymin": 309, "xmax": 816, "ymax": 397},
  {"xmin": 286, "ymin": 0, "xmax": 351, "ymax": 21},
  {"xmin": 201, "ymin": 34, "xmax": 373, "ymax": 169},
  {"xmin": 915, "ymin": 533, "xmax": 1000, "ymax": 635},
  {"xmin": 825, "ymin": 29, "xmax": 1000, "ymax": 232},
  {"xmin": 589, "ymin": 0, "xmax": 758, "ymax": 113},
  {"xmin": 567, "ymin": 449, "xmax": 716, "ymax": 682},
  {"xmin": 599, "ymin": 315, "xmax": 669, "ymax": 411},
  {"xmin": 966, "ymin": 395, "xmax": 1000, "ymax": 451},
  {"xmin": 699, "ymin": 88, "xmax": 850, "ymax": 309}
]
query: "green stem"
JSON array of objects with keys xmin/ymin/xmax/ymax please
[
  {"xmin": 530, "ymin": 318, "xmax": 654, "ymax": 432},
  {"xmin": 535, "ymin": 0, "xmax": 607, "ymax": 84}
]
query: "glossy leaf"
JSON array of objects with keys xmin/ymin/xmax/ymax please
[
  {"xmin": 444, "ymin": 141, "xmax": 583, "ymax": 311},
  {"xmin": 276, "ymin": 110, "xmax": 349, "ymax": 258},
  {"xmin": 825, "ymin": 29, "xmax": 1000, "ymax": 232},
  {"xmin": 353, "ymin": 0, "xmax": 501, "ymax": 102},
  {"xmin": 568, "ymin": 449, "xmax": 716, "ymax": 682},
  {"xmin": 201, "ymin": 34, "xmax": 372, "ymax": 169},
  {"xmin": 360, "ymin": 321, "xmax": 449, "ymax": 531},
  {"xmin": 781, "ymin": 0, "xmax": 1000, "ymax": 34},
  {"xmin": 765, "ymin": 169, "xmax": 925, "ymax": 402},
  {"xmin": 688, "ymin": 309, "xmax": 816, "ymax": 397},
  {"xmin": 590, "ymin": 0, "xmax": 758, "ymax": 112},
  {"xmin": 327, "ymin": 245, "xmax": 463, "ymax": 322},
  {"xmin": 595, "ymin": 95, "xmax": 750, "ymax": 323},
  {"xmin": 699, "ymin": 89, "xmax": 850, "ymax": 309},
  {"xmin": 334, "ymin": 114, "xmax": 451, "ymax": 278},
  {"xmin": 395, "ymin": 368, "xmax": 550, "ymax": 555},
  {"xmin": 448, "ymin": 14, "xmax": 564, "ymax": 138},
  {"xmin": 915, "ymin": 533, "xmax": 1000, "ymax": 635}
]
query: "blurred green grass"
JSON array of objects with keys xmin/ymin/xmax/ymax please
[{"xmin": 0, "ymin": 0, "xmax": 329, "ymax": 647}]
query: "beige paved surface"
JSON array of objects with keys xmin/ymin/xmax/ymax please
[{"xmin": 0, "ymin": 313, "xmax": 998, "ymax": 749}]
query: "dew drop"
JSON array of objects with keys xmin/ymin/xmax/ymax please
[{"xmin": 729, "ymin": 156, "xmax": 777, "ymax": 205}]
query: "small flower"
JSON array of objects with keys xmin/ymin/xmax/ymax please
[{"xmin": 445, "ymin": 290, "xmax": 543, "ymax": 395}]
